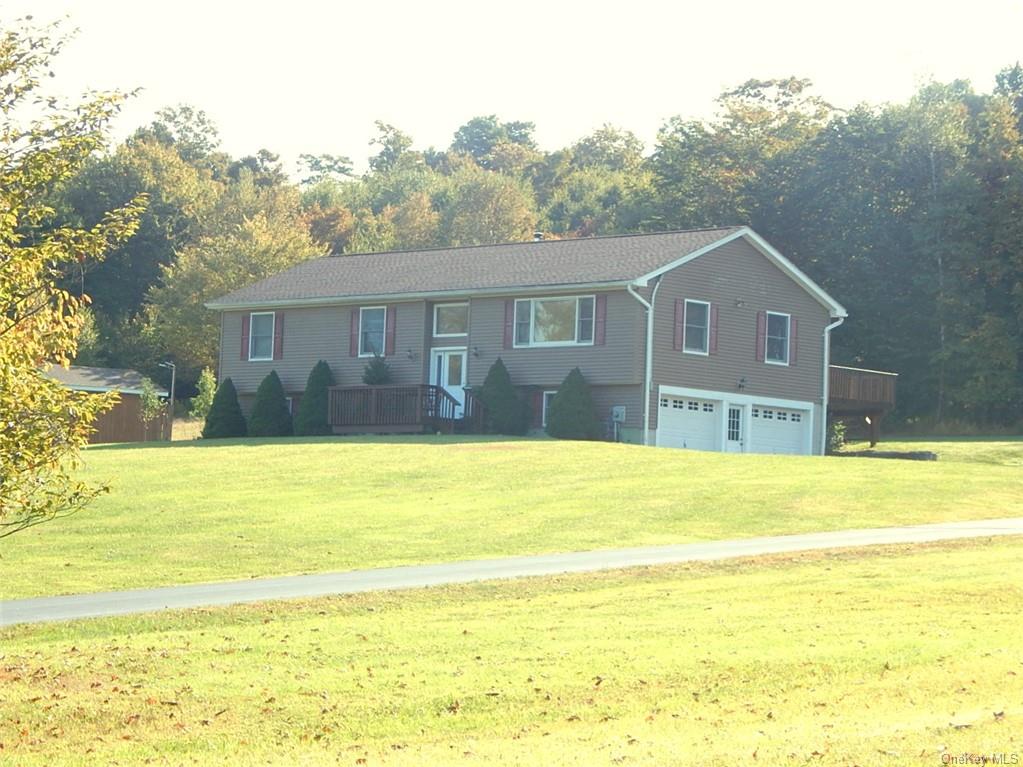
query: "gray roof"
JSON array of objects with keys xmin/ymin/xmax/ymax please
[
  {"xmin": 45, "ymin": 365, "xmax": 167, "ymax": 396},
  {"xmin": 207, "ymin": 227, "xmax": 745, "ymax": 309}
]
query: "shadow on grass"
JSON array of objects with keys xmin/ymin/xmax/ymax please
[{"xmin": 86, "ymin": 434, "xmax": 547, "ymax": 452}]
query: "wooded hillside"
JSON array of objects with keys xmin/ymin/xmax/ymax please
[{"xmin": 55, "ymin": 74, "xmax": 1023, "ymax": 428}]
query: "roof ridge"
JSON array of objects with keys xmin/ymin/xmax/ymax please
[{"xmin": 328, "ymin": 225, "xmax": 744, "ymax": 259}]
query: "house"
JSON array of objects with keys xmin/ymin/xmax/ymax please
[
  {"xmin": 45, "ymin": 365, "xmax": 170, "ymax": 444},
  {"xmin": 207, "ymin": 226, "xmax": 850, "ymax": 455}
]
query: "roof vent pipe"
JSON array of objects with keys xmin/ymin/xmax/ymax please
[{"xmin": 533, "ymin": 231, "xmax": 544, "ymax": 242}]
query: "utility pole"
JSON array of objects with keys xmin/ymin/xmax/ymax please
[{"xmin": 159, "ymin": 361, "xmax": 176, "ymax": 441}]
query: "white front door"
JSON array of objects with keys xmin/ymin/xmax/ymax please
[
  {"xmin": 431, "ymin": 348, "xmax": 467, "ymax": 417},
  {"xmin": 725, "ymin": 405, "xmax": 744, "ymax": 453}
]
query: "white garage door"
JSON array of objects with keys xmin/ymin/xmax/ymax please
[
  {"xmin": 657, "ymin": 396, "xmax": 720, "ymax": 451},
  {"xmin": 751, "ymin": 406, "xmax": 809, "ymax": 455}
]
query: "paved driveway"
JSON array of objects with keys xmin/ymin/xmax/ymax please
[{"xmin": 3, "ymin": 518, "xmax": 1021, "ymax": 627}]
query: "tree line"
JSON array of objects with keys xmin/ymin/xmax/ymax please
[{"xmin": 52, "ymin": 73, "xmax": 1023, "ymax": 428}]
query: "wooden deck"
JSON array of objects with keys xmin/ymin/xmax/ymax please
[
  {"xmin": 328, "ymin": 384, "xmax": 462, "ymax": 434},
  {"xmin": 828, "ymin": 365, "xmax": 898, "ymax": 445}
]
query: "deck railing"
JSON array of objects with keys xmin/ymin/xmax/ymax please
[
  {"xmin": 829, "ymin": 365, "xmax": 897, "ymax": 411},
  {"xmin": 328, "ymin": 384, "xmax": 460, "ymax": 434}
]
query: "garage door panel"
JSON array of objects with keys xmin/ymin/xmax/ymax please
[
  {"xmin": 750, "ymin": 406, "xmax": 807, "ymax": 455},
  {"xmin": 657, "ymin": 397, "xmax": 720, "ymax": 451}
]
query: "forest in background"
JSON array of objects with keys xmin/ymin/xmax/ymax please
[{"xmin": 52, "ymin": 73, "xmax": 1023, "ymax": 428}]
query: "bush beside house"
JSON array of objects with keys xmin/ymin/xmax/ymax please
[
  {"xmin": 202, "ymin": 378, "xmax": 247, "ymax": 438},
  {"xmin": 294, "ymin": 360, "xmax": 335, "ymax": 436},
  {"xmin": 248, "ymin": 371, "xmax": 293, "ymax": 437},
  {"xmin": 546, "ymin": 367, "xmax": 603, "ymax": 440},
  {"xmin": 478, "ymin": 357, "xmax": 530, "ymax": 435},
  {"xmin": 362, "ymin": 355, "xmax": 392, "ymax": 385}
]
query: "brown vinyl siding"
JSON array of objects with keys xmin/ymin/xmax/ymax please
[
  {"xmin": 649, "ymin": 238, "xmax": 831, "ymax": 431},
  {"xmin": 219, "ymin": 300, "xmax": 427, "ymax": 399}
]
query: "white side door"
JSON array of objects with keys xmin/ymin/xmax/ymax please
[
  {"xmin": 430, "ymin": 348, "xmax": 467, "ymax": 417},
  {"xmin": 724, "ymin": 405, "xmax": 744, "ymax": 453}
]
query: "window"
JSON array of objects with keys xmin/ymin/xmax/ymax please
[
  {"xmin": 542, "ymin": 390, "xmax": 558, "ymax": 427},
  {"xmin": 765, "ymin": 311, "xmax": 790, "ymax": 364},
  {"xmin": 248, "ymin": 312, "xmax": 274, "ymax": 361},
  {"xmin": 727, "ymin": 408, "xmax": 741, "ymax": 441},
  {"xmin": 687, "ymin": 400, "xmax": 699, "ymax": 411},
  {"xmin": 434, "ymin": 303, "xmax": 469, "ymax": 336},
  {"xmin": 777, "ymin": 411, "xmax": 788, "ymax": 421},
  {"xmin": 359, "ymin": 306, "xmax": 386, "ymax": 357},
  {"xmin": 791, "ymin": 413, "xmax": 802, "ymax": 423},
  {"xmin": 702, "ymin": 402, "xmax": 714, "ymax": 413},
  {"xmin": 513, "ymin": 296, "xmax": 595, "ymax": 347},
  {"xmin": 672, "ymin": 399, "xmax": 684, "ymax": 409},
  {"xmin": 752, "ymin": 408, "xmax": 760, "ymax": 418},
  {"xmin": 660, "ymin": 397, "xmax": 669, "ymax": 408},
  {"xmin": 683, "ymin": 300, "xmax": 710, "ymax": 354}
]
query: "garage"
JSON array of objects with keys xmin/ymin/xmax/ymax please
[
  {"xmin": 655, "ymin": 385, "xmax": 815, "ymax": 455},
  {"xmin": 749, "ymin": 405, "xmax": 809, "ymax": 455},
  {"xmin": 656, "ymin": 395, "xmax": 720, "ymax": 451}
]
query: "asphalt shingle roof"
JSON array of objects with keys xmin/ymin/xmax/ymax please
[
  {"xmin": 208, "ymin": 227, "xmax": 744, "ymax": 308},
  {"xmin": 45, "ymin": 365, "xmax": 167, "ymax": 396}
]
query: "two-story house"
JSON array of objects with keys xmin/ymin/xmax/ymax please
[{"xmin": 207, "ymin": 226, "xmax": 847, "ymax": 455}]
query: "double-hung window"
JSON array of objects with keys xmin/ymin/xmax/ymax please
[
  {"xmin": 683, "ymin": 300, "xmax": 710, "ymax": 354},
  {"xmin": 248, "ymin": 312, "xmax": 275, "ymax": 361},
  {"xmin": 513, "ymin": 296, "xmax": 595, "ymax": 347},
  {"xmin": 765, "ymin": 311, "xmax": 790, "ymax": 364},
  {"xmin": 359, "ymin": 306, "xmax": 386, "ymax": 357}
]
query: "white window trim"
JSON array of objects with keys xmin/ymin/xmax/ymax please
[
  {"xmin": 512, "ymin": 295, "xmax": 596, "ymax": 349},
  {"xmin": 358, "ymin": 305, "xmax": 387, "ymax": 358},
  {"xmin": 764, "ymin": 310, "xmax": 791, "ymax": 367},
  {"xmin": 433, "ymin": 302, "xmax": 470, "ymax": 338},
  {"xmin": 682, "ymin": 299, "xmax": 710, "ymax": 356},
  {"xmin": 248, "ymin": 311, "xmax": 275, "ymax": 362},
  {"xmin": 541, "ymin": 390, "xmax": 558, "ymax": 428}
]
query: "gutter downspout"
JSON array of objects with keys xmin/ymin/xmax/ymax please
[
  {"xmin": 628, "ymin": 278, "xmax": 662, "ymax": 446},
  {"xmin": 820, "ymin": 316, "xmax": 845, "ymax": 455}
]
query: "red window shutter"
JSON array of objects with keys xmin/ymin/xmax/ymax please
[
  {"xmin": 240, "ymin": 314, "xmax": 250, "ymax": 360},
  {"xmin": 272, "ymin": 312, "xmax": 284, "ymax": 360},
  {"xmin": 709, "ymin": 304, "xmax": 719, "ymax": 354},
  {"xmin": 673, "ymin": 299, "xmax": 684, "ymax": 351},
  {"xmin": 594, "ymin": 294, "xmax": 607, "ymax": 345},
  {"xmin": 503, "ymin": 300, "xmax": 514, "ymax": 349},
  {"xmin": 349, "ymin": 309, "xmax": 359, "ymax": 357},
  {"xmin": 385, "ymin": 305, "xmax": 397, "ymax": 356},
  {"xmin": 789, "ymin": 317, "xmax": 798, "ymax": 365},
  {"xmin": 755, "ymin": 311, "xmax": 766, "ymax": 362},
  {"xmin": 532, "ymin": 389, "xmax": 544, "ymax": 429}
]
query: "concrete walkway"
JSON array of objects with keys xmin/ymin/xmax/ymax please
[{"xmin": 3, "ymin": 518, "xmax": 1021, "ymax": 627}]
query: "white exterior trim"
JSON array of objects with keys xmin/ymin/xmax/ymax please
[
  {"xmin": 656, "ymin": 384, "xmax": 815, "ymax": 456},
  {"xmin": 633, "ymin": 227, "xmax": 847, "ymax": 319},
  {"xmin": 432, "ymin": 302, "xmax": 469, "ymax": 338},
  {"xmin": 357, "ymin": 305, "xmax": 387, "ymax": 358},
  {"xmin": 682, "ymin": 298, "xmax": 711, "ymax": 355},
  {"xmin": 247, "ymin": 311, "xmax": 275, "ymax": 362},
  {"xmin": 541, "ymin": 389, "xmax": 558, "ymax": 428},
  {"xmin": 512, "ymin": 294, "xmax": 596, "ymax": 348},
  {"xmin": 764, "ymin": 310, "xmax": 791, "ymax": 366}
]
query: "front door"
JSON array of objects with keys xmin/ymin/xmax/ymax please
[
  {"xmin": 431, "ymin": 348, "xmax": 467, "ymax": 417},
  {"xmin": 725, "ymin": 405, "xmax": 744, "ymax": 453}
]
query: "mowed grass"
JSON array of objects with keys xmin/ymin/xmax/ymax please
[
  {"xmin": 1, "ymin": 539, "xmax": 1021, "ymax": 765},
  {"xmin": 2, "ymin": 436, "xmax": 1022, "ymax": 599}
]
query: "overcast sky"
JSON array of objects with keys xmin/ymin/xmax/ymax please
[{"xmin": 9, "ymin": 1, "xmax": 1023, "ymax": 173}]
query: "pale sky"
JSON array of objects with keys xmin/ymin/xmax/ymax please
[{"xmin": 8, "ymin": 1, "xmax": 1023, "ymax": 174}]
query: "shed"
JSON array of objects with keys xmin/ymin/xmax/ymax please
[{"xmin": 46, "ymin": 365, "xmax": 170, "ymax": 444}]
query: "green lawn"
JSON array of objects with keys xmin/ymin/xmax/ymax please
[
  {"xmin": 1, "ymin": 436, "xmax": 1021, "ymax": 599},
  {"xmin": 2, "ymin": 539, "xmax": 1020, "ymax": 765}
]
